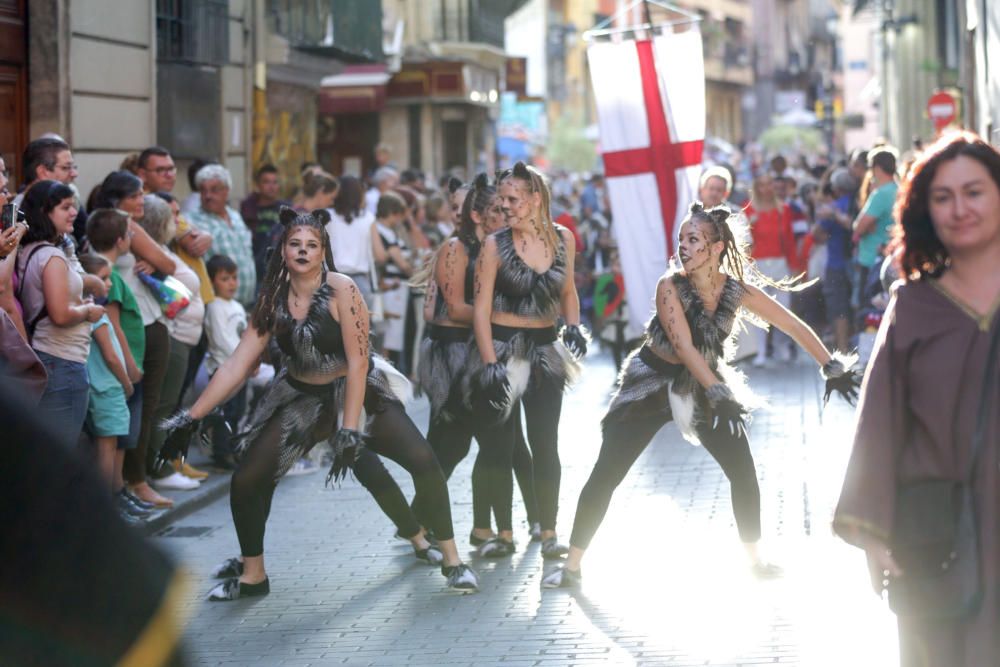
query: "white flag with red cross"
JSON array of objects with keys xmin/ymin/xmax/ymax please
[{"xmin": 587, "ymin": 31, "xmax": 705, "ymax": 333}]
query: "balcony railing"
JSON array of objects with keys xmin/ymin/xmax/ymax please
[{"xmin": 267, "ymin": 0, "xmax": 383, "ymax": 61}]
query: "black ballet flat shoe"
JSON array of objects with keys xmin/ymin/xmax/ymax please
[
  {"xmin": 210, "ymin": 557, "xmax": 244, "ymax": 579},
  {"xmin": 469, "ymin": 530, "xmax": 492, "ymax": 547},
  {"xmin": 441, "ymin": 563, "xmax": 479, "ymax": 592},
  {"xmin": 541, "ymin": 565, "xmax": 582, "ymax": 589},
  {"xmin": 206, "ymin": 577, "xmax": 270, "ymax": 601},
  {"xmin": 478, "ymin": 537, "xmax": 516, "ymax": 558},
  {"xmin": 751, "ymin": 561, "xmax": 784, "ymax": 579},
  {"xmin": 541, "ymin": 537, "xmax": 569, "ymax": 560},
  {"xmin": 414, "ymin": 545, "xmax": 444, "ymax": 565}
]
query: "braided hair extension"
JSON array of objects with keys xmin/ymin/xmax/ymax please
[
  {"xmin": 250, "ymin": 206, "xmax": 337, "ymax": 333},
  {"xmin": 685, "ymin": 202, "xmax": 807, "ymax": 292},
  {"xmin": 499, "ymin": 161, "xmax": 561, "ymax": 256}
]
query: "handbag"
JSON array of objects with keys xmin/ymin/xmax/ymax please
[
  {"xmin": 0, "ymin": 309, "xmax": 47, "ymax": 404},
  {"xmin": 887, "ymin": 318, "xmax": 999, "ymax": 619}
]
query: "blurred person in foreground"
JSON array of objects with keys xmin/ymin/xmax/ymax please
[
  {"xmin": 834, "ymin": 131, "xmax": 1000, "ymax": 666},
  {"xmin": 0, "ymin": 373, "xmax": 188, "ymax": 666}
]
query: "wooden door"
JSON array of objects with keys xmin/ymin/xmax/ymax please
[
  {"xmin": 318, "ymin": 112, "xmax": 380, "ymax": 179},
  {"xmin": 0, "ymin": 0, "xmax": 28, "ymax": 188}
]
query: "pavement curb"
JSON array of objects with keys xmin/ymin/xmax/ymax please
[{"xmin": 142, "ymin": 472, "xmax": 231, "ymax": 535}]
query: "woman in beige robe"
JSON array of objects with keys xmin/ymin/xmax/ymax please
[{"xmin": 834, "ymin": 131, "xmax": 1000, "ymax": 666}]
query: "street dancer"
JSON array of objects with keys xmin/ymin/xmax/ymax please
[
  {"xmin": 466, "ymin": 161, "xmax": 588, "ymax": 559},
  {"xmin": 415, "ymin": 174, "xmax": 542, "ymax": 549},
  {"xmin": 160, "ymin": 207, "xmax": 479, "ymax": 600},
  {"xmin": 543, "ymin": 202, "xmax": 860, "ymax": 588}
]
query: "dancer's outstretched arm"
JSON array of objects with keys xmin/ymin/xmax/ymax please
[
  {"xmin": 472, "ymin": 235, "xmax": 500, "ymax": 363},
  {"xmin": 741, "ymin": 284, "xmax": 832, "ymax": 366},
  {"xmin": 332, "ymin": 274, "xmax": 370, "ymax": 431},
  {"xmin": 187, "ymin": 326, "xmax": 270, "ymax": 420}
]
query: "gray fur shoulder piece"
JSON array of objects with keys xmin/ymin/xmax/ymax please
[{"xmin": 492, "ymin": 227, "xmax": 566, "ymax": 319}]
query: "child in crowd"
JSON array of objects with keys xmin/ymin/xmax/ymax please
[
  {"xmin": 85, "ymin": 209, "xmax": 159, "ymax": 518},
  {"xmin": 79, "ymin": 254, "xmax": 134, "ymax": 497},
  {"xmin": 204, "ymin": 254, "xmax": 248, "ymax": 468}
]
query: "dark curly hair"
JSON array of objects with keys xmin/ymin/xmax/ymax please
[{"xmin": 894, "ymin": 131, "xmax": 1000, "ymax": 281}]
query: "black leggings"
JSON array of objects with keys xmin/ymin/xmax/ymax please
[
  {"xmin": 422, "ymin": 403, "xmax": 539, "ymax": 530},
  {"xmin": 230, "ymin": 401, "xmax": 454, "ymax": 557},
  {"xmin": 569, "ymin": 411, "xmax": 761, "ymax": 550},
  {"xmin": 473, "ymin": 375, "xmax": 564, "ymax": 533}
]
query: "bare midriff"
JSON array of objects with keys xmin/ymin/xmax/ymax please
[
  {"xmin": 490, "ymin": 311, "xmax": 557, "ymax": 329},
  {"xmin": 288, "ymin": 367, "xmax": 350, "ymax": 386},
  {"xmin": 646, "ymin": 341, "xmax": 682, "ymax": 365}
]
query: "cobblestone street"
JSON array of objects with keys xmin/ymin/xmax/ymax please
[{"xmin": 156, "ymin": 351, "xmax": 898, "ymax": 666}]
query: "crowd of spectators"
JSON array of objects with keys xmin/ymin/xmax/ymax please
[{"xmin": 0, "ymin": 130, "xmax": 910, "ymax": 525}]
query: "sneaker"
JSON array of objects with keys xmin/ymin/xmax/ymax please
[
  {"xmin": 541, "ymin": 565, "xmax": 582, "ymax": 589},
  {"xmin": 211, "ymin": 557, "xmax": 244, "ymax": 579},
  {"xmin": 478, "ymin": 537, "xmax": 516, "ymax": 558},
  {"xmin": 114, "ymin": 492, "xmax": 156, "ymax": 519},
  {"xmin": 541, "ymin": 537, "xmax": 569, "ymax": 560},
  {"xmin": 118, "ymin": 488, "xmax": 156, "ymax": 513},
  {"xmin": 115, "ymin": 490, "xmax": 152, "ymax": 518},
  {"xmin": 441, "ymin": 563, "xmax": 479, "ymax": 592},
  {"xmin": 528, "ymin": 522, "xmax": 542, "ymax": 542},
  {"xmin": 284, "ymin": 458, "xmax": 319, "ymax": 477},
  {"xmin": 173, "ymin": 458, "xmax": 209, "ymax": 480},
  {"xmin": 207, "ymin": 577, "xmax": 270, "ymax": 601},
  {"xmin": 116, "ymin": 504, "xmax": 143, "ymax": 525},
  {"xmin": 414, "ymin": 546, "xmax": 444, "ymax": 565},
  {"xmin": 150, "ymin": 471, "xmax": 201, "ymax": 491}
]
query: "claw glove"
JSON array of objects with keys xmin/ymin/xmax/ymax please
[
  {"xmin": 822, "ymin": 351, "xmax": 861, "ymax": 407},
  {"xmin": 158, "ymin": 408, "xmax": 230, "ymax": 470},
  {"xmin": 560, "ymin": 324, "xmax": 591, "ymax": 359},
  {"xmin": 706, "ymin": 383, "xmax": 748, "ymax": 439},
  {"xmin": 472, "ymin": 362, "xmax": 511, "ymax": 423},
  {"xmin": 159, "ymin": 411, "xmax": 198, "ymax": 469},
  {"xmin": 325, "ymin": 429, "xmax": 367, "ymax": 486}
]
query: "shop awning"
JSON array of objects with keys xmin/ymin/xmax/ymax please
[{"xmin": 319, "ymin": 64, "xmax": 391, "ymax": 114}]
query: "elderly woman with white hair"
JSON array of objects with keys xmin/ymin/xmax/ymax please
[
  {"xmin": 139, "ymin": 194, "xmax": 208, "ymax": 488},
  {"xmin": 187, "ymin": 164, "xmax": 256, "ymax": 307}
]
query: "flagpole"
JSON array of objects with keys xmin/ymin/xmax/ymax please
[{"xmin": 582, "ymin": 0, "xmax": 701, "ymax": 42}]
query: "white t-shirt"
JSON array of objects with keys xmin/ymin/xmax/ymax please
[
  {"xmin": 204, "ymin": 297, "xmax": 247, "ymax": 374},
  {"xmin": 325, "ymin": 208, "xmax": 374, "ymax": 275},
  {"xmin": 365, "ymin": 188, "xmax": 381, "ymax": 217}
]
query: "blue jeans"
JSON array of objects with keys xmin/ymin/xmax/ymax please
[{"xmin": 36, "ymin": 350, "xmax": 90, "ymax": 448}]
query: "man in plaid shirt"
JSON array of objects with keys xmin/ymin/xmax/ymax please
[{"xmin": 187, "ymin": 164, "xmax": 257, "ymax": 307}]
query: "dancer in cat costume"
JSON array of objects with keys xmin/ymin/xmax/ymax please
[
  {"xmin": 543, "ymin": 203, "xmax": 860, "ymax": 588},
  {"xmin": 159, "ymin": 208, "xmax": 479, "ymax": 600},
  {"xmin": 415, "ymin": 174, "xmax": 542, "ymax": 551},
  {"xmin": 465, "ymin": 162, "xmax": 589, "ymax": 560}
]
